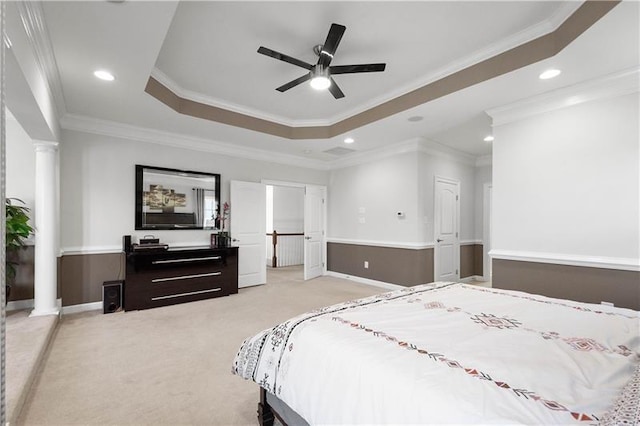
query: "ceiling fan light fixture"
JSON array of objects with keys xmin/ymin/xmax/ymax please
[
  {"xmin": 310, "ymin": 75, "xmax": 331, "ymax": 90},
  {"xmin": 310, "ymin": 64, "xmax": 330, "ymax": 90}
]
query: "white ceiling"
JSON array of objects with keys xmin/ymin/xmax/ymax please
[{"xmin": 38, "ymin": 1, "xmax": 639, "ymax": 165}]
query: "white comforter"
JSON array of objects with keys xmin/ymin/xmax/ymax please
[{"xmin": 233, "ymin": 282, "xmax": 639, "ymax": 424}]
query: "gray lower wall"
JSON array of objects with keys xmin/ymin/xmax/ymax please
[
  {"xmin": 328, "ymin": 242, "xmax": 483, "ymax": 286},
  {"xmin": 59, "ymin": 253, "xmax": 124, "ymax": 306},
  {"xmin": 7, "ymin": 246, "xmax": 35, "ymax": 302},
  {"xmin": 7, "ymin": 248, "xmax": 120, "ymax": 306},
  {"xmin": 493, "ymin": 259, "xmax": 640, "ymax": 311},
  {"xmin": 327, "ymin": 243, "xmax": 433, "ymax": 286},
  {"xmin": 12, "ymin": 243, "xmax": 485, "ymax": 306},
  {"xmin": 461, "ymin": 244, "xmax": 483, "ymax": 278}
]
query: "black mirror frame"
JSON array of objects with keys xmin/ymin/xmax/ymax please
[{"xmin": 134, "ymin": 164, "xmax": 221, "ymax": 230}]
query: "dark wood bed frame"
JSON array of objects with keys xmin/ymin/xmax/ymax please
[
  {"xmin": 259, "ymin": 387, "xmax": 303, "ymax": 426},
  {"xmin": 258, "ymin": 388, "xmax": 276, "ymax": 426}
]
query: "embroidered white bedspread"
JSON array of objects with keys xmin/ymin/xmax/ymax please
[{"xmin": 233, "ymin": 282, "xmax": 640, "ymax": 424}]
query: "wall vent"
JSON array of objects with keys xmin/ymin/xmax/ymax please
[{"xmin": 323, "ymin": 147, "xmax": 356, "ymax": 156}]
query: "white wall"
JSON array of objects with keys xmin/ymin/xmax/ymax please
[
  {"xmin": 59, "ymin": 129, "xmax": 329, "ymax": 252},
  {"xmin": 272, "ymin": 186, "xmax": 304, "ymax": 233},
  {"xmin": 474, "ymin": 164, "xmax": 492, "ymax": 242},
  {"xmin": 6, "ymin": 112, "xmax": 36, "ymax": 210},
  {"xmin": 329, "ymin": 152, "xmax": 420, "ymax": 243},
  {"xmin": 328, "ymin": 149, "xmax": 477, "ymax": 245},
  {"xmin": 492, "ymin": 92, "xmax": 639, "ymax": 264}
]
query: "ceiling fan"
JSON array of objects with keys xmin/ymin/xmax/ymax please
[{"xmin": 257, "ymin": 23, "xmax": 386, "ymax": 99}]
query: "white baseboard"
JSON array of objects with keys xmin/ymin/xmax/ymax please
[
  {"xmin": 8, "ymin": 299, "xmax": 103, "ymax": 315},
  {"xmin": 459, "ymin": 275, "xmax": 486, "ymax": 283},
  {"xmin": 325, "ymin": 271, "xmax": 407, "ymax": 291},
  {"xmin": 6, "ymin": 299, "xmax": 35, "ymax": 312},
  {"xmin": 61, "ymin": 301, "xmax": 102, "ymax": 315}
]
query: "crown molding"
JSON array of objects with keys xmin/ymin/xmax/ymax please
[
  {"xmin": 487, "ymin": 67, "xmax": 640, "ymax": 126},
  {"xmin": 60, "ymin": 113, "xmax": 331, "ymax": 171},
  {"xmin": 16, "ymin": 1, "xmax": 67, "ymax": 117},
  {"xmin": 547, "ymin": 2, "xmax": 584, "ymax": 32},
  {"xmin": 328, "ymin": 137, "xmax": 477, "ymax": 170},
  {"xmin": 60, "ymin": 113, "xmax": 485, "ymax": 172},
  {"xmin": 418, "ymin": 139, "xmax": 477, "ymax": 166},
  {"xmin": 329, "ymin": 138, "xmax": 422, "ymax": 170},
  {"xmin": 150, "ymin": 68, "xmax": 330, "ymax": 128}
]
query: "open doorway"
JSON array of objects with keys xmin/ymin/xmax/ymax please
[
  {"xmin": 266, "ymin": 184, "xmax": 305, "ymax": 279},
  {"xmin": 264, "ymin": 181, "xmax": 326, "ymax": 282}
]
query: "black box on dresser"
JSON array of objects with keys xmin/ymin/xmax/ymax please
[{"xmin": 124, "ymin": 246, "xmax": 238, "ymax": 311}]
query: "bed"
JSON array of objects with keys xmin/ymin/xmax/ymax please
[{"xmin": 233, "ymin": 282, "xmax": 639, "ymax": 425}]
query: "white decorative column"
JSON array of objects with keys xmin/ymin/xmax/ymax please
[{"xmin": 31, "ymin": 140, "xmax": 59, "ymax": 317}]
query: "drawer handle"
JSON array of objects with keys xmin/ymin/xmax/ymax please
[
  {"xmin": 152, "ymin": 256, "xmax": 222, "ymax": 265},
  {"xmin": 152, "ymin": 271, "xmax": 222, "ymax": 283},
  {"xmin": 151, "ymin": 288, "xmax": 222, "ymax": 301}
]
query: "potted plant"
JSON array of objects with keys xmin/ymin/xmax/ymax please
[
  {"xmin": 216, "ymin": 202, "xmax": 230, "ymax": 247},
  {"xmin": 6, "ymin": 198, "xmax": 34, "ymax": 302}
]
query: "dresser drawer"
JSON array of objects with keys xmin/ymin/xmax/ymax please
[
  {"xmin": 148, "ymin": 271, "xmax": 227, "ymax": 295},
  {"xmin": 128, "ymin": 263, "xmax": 225, "ymax": 283},
  {"xmin": 130, "ymin": 252, "xmax": 227, "ymax": 273}
]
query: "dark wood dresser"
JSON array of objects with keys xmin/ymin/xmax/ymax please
[{"xmin": 124, "ymin": 246, "xmax": 238, "ymax": 311}]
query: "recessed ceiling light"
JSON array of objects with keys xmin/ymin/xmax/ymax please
[
  {"xmin": 94, "ymin": 70, "xmax": 115, "ymax": 81},
  {"xmin": 344, "ymin": 137, "xmax": 355, "ymax": 144},
  {"xmin": 539, "ymin": 69, "xmax": 561, "ymax": 80},
  {"xmin": 484, "ymin": 135, "xmax": 494, "ymax": 142},
  {"xmin": 408, "ymin": 116, "xmax": 423, "ymax": 122}
]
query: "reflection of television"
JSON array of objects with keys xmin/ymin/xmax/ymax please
[{"xmin": 134, "ymin": 165, "xmax": 221, "ymax": 230}]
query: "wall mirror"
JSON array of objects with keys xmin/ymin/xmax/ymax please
[{"xmin": 135, "ymin": 165, "xmax": 221, "ymax": 230}]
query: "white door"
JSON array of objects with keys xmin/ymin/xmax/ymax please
[
  {"xmin": 230, "ymin": 180, "xmax": 266, "ymax": 288},
  {"xmin": 434, "ymin": 177, "xmax": 460, "ymax": 282},
  {"xmin": 304, "ymin": 185, "xmax": 325, "ymax": 280}
]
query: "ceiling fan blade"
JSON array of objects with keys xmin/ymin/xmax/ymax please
[
  {"xmin": 318, "ymin": 24, "xmax": 346, "ymax": 68},
  {"xmin": 330, "ymin": 63, "xmax": 386, "ymax": 75},
  {"xmin": 276, "ymin": 74, "xmax": 311, "ymax": 92},
  {"xmin": 328, "ymin": 77, "xmax": 345, "ymax": 99},
  {"xmin": 258, "ymin": 46, "xmax": 313, "ymax": 70}
]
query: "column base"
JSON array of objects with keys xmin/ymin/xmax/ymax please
[{"xmin": 29, "ymin": 308, "xmax": 60, "ymax": 318}]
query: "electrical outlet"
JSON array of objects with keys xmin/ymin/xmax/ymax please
[{"xmin": 364, "ymin": 261, "xmax": 369, "ymax": 269}]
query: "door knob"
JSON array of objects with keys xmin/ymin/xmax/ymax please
[
  {"xmin": 436, "ymin": 238, "xmax": 443, "ymax": 242},
  {"xmin": 305, "ymin": 236, "xmax": 312, "ymax": 240},
  {"xmin": 232, "ymin": 238, "xmax": 239, "ymax": 242}
]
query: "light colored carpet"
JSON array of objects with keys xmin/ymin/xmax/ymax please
[
  {"xmin": 6, "ymin": 309, "xmax": 58, "ymax": 425},
  {"xmin": 16, "ymin": 267, "xmax": 383, "ymax": 425}
]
